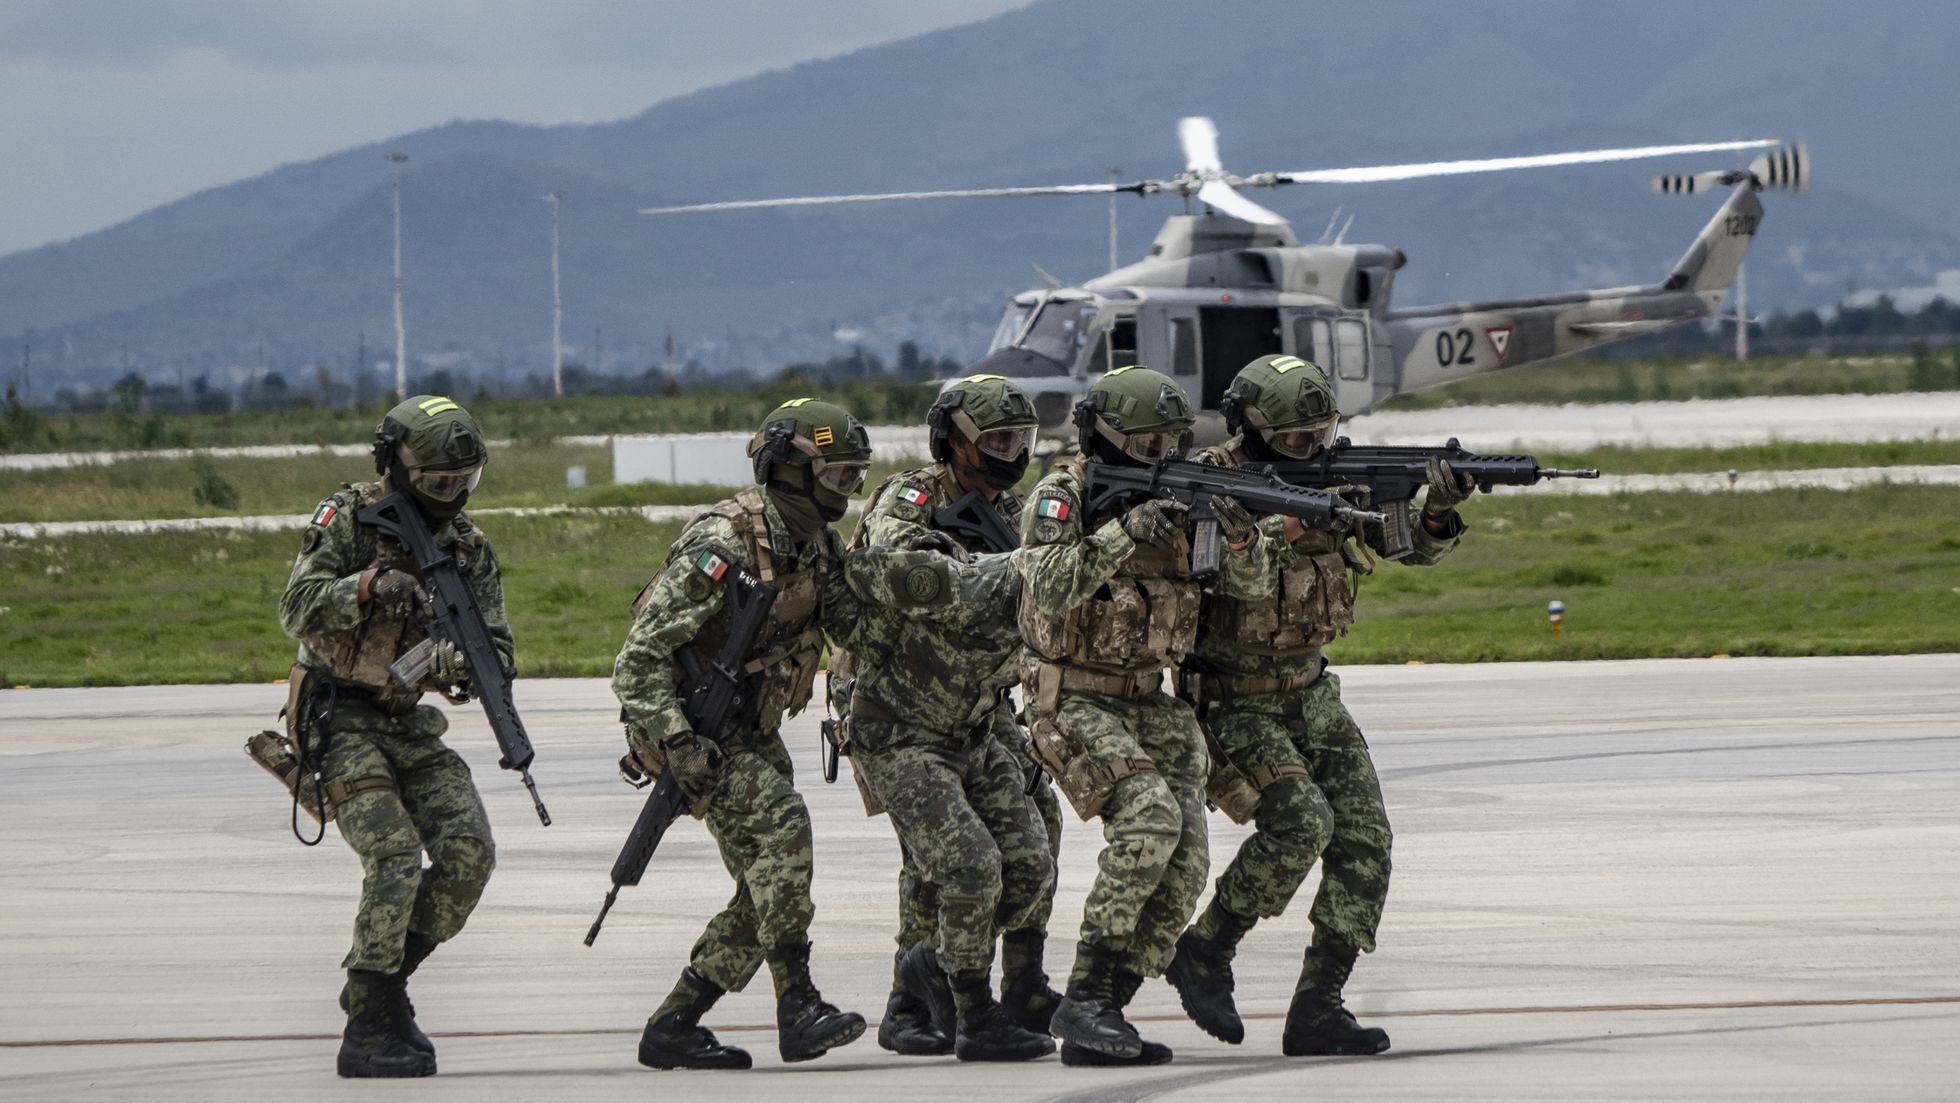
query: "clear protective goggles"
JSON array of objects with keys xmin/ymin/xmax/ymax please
[
  {"xmin": 1264, "ymin": 417, "xmax": 1339, "ymax": 460},
  {"xmin": 812, "ymin": 458, "xmax": 870, "ymax": 497},
  {"xmin": 1122, "ymin": 429, "xmax": 1188, "ymax": 463},
  {"xmin": 407, "ymin": 462, "xmax": 484, "ymax": 502},
  {"xmin": 975, "ymin": 425, "xmax": 1037, "ymax": 462}
]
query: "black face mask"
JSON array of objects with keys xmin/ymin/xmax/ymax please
[
  {"xmin": 1089, "ymin": 433, "xmax": 1142, "ymax": 467},
  {"xmin": 956, "ymin": 451, "xmax": 1031, "ymax": 492},
  {"xmin": 766, "ymin": 468, "xmax": 843, "ymax": 541}
]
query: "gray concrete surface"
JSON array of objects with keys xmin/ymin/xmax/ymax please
[{"xmin": 3, "ymin": 655, "xmax": 1957, "ymax": 1100}]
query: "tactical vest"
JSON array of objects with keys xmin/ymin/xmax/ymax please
[
  {"xmin": 1199, "ymin": 440, "xmax": 1358, "ymax": 654},
  {"xmin": 298, "ymin": 480, "xmax": 487, "ymax": 700},
  {"xmin": 646, "ymin": 486, "xmax": 833, "ymax": 732},
  {"xmin": 1018, "ymin": 458, "xmax": 1203, "ymax": 675}
]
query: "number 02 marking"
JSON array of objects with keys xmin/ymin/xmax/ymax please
[{"xmin": 1436, "ymin": 327, "xmax": 1477, "ymax": 367}]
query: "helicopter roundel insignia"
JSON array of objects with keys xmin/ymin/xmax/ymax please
[{"xmin": 1484, "ymin": 326, "xmax": 1514, "ymax": 364}]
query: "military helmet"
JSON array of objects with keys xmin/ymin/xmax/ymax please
[
  {"xmin": 1220, "ymin": 354, "xmax": 1339, "ymax": 459},
  {"xmin": 373, "ymin": 394, "xmax": 488, "ymax": 508},
  {"xmin": 928, "ymin": 374, "xmax": 1039, "ymax": 488},
  {"xmin": 1073, "ymin": 364, "xmax": 1195, "ymax": 464},
  {"xmin": 748, "ymin": 397, "xmax": 874, "ymax": 495}
]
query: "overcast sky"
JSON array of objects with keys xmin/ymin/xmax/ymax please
[{"xmin": 0, "ymin": 0, "xmax": 1031, "ymax": 257}]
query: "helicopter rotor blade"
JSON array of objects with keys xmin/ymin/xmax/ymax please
[
  {"xmin": 1266, "ymin": 139, "xmax": 1782, "ymax": 186},
  {"xmin": 640, "ymin": 182, "xmax": 1139, "ymax": 215},
  {"xmin": 1179, "ymin": 116, "xmax": 1223, "ymax": 173},
  {"xmin": 1194, "ymin": 179, "xmax": 1287, "ymax": 225}
]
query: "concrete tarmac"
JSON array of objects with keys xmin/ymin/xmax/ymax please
[{"xmin": 3, "ymin": 655, "xmax": 1957, "ymax": 1100}]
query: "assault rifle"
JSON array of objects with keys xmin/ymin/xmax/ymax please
[
  {"xmin": 1262, "ymin": 438, "xmax": 1600, "ymax": 559},
  {"xmin": 934, "ymin": 488, "xmax": 1020, "ymax": 553},
  {"xmin": 357, "ymin": 493, "xmax": 550, "ymax": 826},
  {"xmin": 1083, "ymin": 456, "xmax": 1384, "ymax": 580},
  {"xmin": 585, "ymin": 567, "xmax": 778, "ymax": 946}
]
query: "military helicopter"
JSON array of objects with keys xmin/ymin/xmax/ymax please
[{"xmin": 643, "ymin": 118, "xmax": 1807, "ymax": 436}]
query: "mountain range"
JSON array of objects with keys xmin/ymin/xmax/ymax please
[{"xmin": 6, "ymin": 0, "xmax": 1958, "ymax": 396}]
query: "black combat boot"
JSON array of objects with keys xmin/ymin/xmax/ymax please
[
  {"xmin": 339, "ymin": 930, "xmax": 439, "ymax": 1056},
  {"xmin": 1059, "ymin": 961, "xmax": 1173, "ymax": 1066},
  {"xmin": 949, "ymin": 971, "xmax": 1055, "ymax": 1062},
  {"xmin": 637, "ymin": 966, "xmax": 753, "ymax": 1070},
  {"xmin": 1282, "ymin": 939, "xmax": 1391, "ymax": 1057},
  {"xmin": 998, "ymin": 928, "xmax": 1064, "ymax": 1035},
  {"xmin": 878, "ymin": 986, "xmax": 953, "ymax": 1056},
  {"xmin": 767, "ymin": 940, "xmax": 867, "ymax": 1063},
  {"xmin": 337, "ymin": 969, "xmax": 436, "ymax": 1079},
  {"xmin": 1048, "ymin": 941, "xmax": 1142, "ymax": 1059},
  {"xmin": 1164, "ymin": 899, "xmax": 1257, "ymax": 1044},
  {"xmin": 897, "ymin": 943, "xmax": 958, "ymax": 1040}
]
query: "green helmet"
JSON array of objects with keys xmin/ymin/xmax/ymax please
[
  {"xmin": 1220, "ymin": 354, "xmax": 1339, "ymax": 460},
  {"xmin": 1073, "ymin": 364, "xmax": 1195, "ymax": 464},
  {"xmin": 748, "ymin": 398, "xmax": 874, "ymax": 522},
  {"xmin": 373, "ymin": 395, "xmax": 488, "ymax": 519},
  {"xmin": 928, "ymin": 374, "xmax": 1040, "ymax": 489}
]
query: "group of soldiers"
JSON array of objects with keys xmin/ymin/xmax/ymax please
[{"xmin": 278, "ymin": 355, "xmax": 1481, "ymax": 1078}]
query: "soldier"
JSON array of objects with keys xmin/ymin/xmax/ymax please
[
  {"xmin": 278, "ymin": 395, "xmax": 505, "ymax": 1079},
  {"xmin": 839, "ymin": 375, "xmax": 1058, "ymax": 1062},
  {"xmin": 613, "ymin": 398, "xmax": 874, "ymax": 1071},
  {"xmin": 1164, "ymin": 354, "xmax": 1475, "ymax": 1056},
  {"xmin": 1017, "ymin": 365, "xmax": 1271, "ymax": 1066}
]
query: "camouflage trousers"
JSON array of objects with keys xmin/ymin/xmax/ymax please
[
  {"xmin": 1041, "ymin": 689, "xmax": 1210, "ymax": 978},
  {"xmin": 321, "ymin": 700, "xmax": 495, "ymax": 973},
  {"xmin": 687, "ymin": 736, "xmax": 816, "ymax": 993},
  {"xmin": 1204, "ymin": 670, "xmax": 1393, "ymax": 954},
  {"xmin": 854, "ymin": 718, "xmax": 1055, "ymax": 977}
]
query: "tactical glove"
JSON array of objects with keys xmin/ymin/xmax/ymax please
[
  {"xmin": 368, "ymin": 568, "xmax": 428, "ymax": 618},
  {"xmin": 1122, "ymin": 498, "xmax": 1189, "ymax": 546},
  {"xmin": 904, "ymin": 530, "xmax": 972, "ymax": 563},
  {"xmin": 664, "ymin": 735, "xmax": 722, "ymax": 803},
  {"xmin": 1422, "ymin": 459, "xmax": 1477, "ymax": 514},
  {"xmin": 1213, "ymin": 495, "xmax": 1255, "ymax": 544}
]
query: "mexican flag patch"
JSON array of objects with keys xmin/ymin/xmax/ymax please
[
  {"xmin": 1036, "ymin": 497, "xmax": 1071, "ymax": 521},
  {"xmin": 695, "ymin": 550, "xmax": 729, "ymax": 581},
  {"xmin": 310, "ymin": 502, "xmax": 338, "ymax": 527},
  {"xmin": 900, "ymin": 486, "xmax": 930, "ymax": 506}
]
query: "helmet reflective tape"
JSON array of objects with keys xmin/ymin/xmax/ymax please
[
  {"xmin": 1266, "ymin": 356, "xmax": 1309, "ymax": 374},
  {"xmin": 812, "ymin": 458, "xmax": 869, "ymax": 496},
  {"xmin": 418, "ymin": 396, "xmax": 461, "ymax": 415},
  {"xmin": 408, "ymin": 462, "xmax": 484, "ymax": 502}
]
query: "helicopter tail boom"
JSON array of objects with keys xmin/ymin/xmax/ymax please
[{"xmin": 1664, "ymin": 182, "xmax": 1766, "ymax": 294}]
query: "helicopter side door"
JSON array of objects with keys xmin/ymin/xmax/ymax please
[{"xmin": 1198, "ymin": 306, "xmax": 1282, "ymax": 410}]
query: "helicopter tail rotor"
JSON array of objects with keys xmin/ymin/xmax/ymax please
[{"xmin": 1654, "ymin": 143, "xmax": 1807, "ymax": 196}]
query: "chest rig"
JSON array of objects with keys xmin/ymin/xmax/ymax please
[
  {"xmin": 299, "ymin": 481, "xmax": 483, "ymax": 703},
  {"xmin": 1200, "ymin": 442, "xmax": 1361, "ymax": 655},
  {"xmin": 653, "ymin": 486, "xmax": 833, "ymax": 733},
  {"xmin": 1018, "ymin": 459, "xmax": 1203, "ymax": 677}
]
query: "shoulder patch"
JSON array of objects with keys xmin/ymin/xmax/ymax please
[
  {"xmin": 1035, "ymin": 496, "xmax": 1071, "ymax": 521},
  {"xmin": 694, "ymin": 547, "xmax": 733, "ymax": 582},
  {"xmin": 310, "ymin": 495, "xmax": 345, "ymax": 527},
  {"xmin": 300, "ymin": 526, "xmax": 323, "ymax": 553},
  {"xmin": 898, "ymin": 485, "xmax": 931, "ymax": 507}
]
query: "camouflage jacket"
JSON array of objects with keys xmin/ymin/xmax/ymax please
[
  {"xmin": 1188, "ymin": 436, "xmax": 1460, "ymax": 682},
  {"xmin": 614, "ymin": 485, "xmax": 1013, "ymax": 754},
  {"xmin": 1016, "ymin": 456, "xmax": 1274, "ymax": 677},
  {"xmin": 835, "ymin": 462, "xmax": 1026, "ymax": 734},
  {"xmin": 278, "ymin": 480, "xmax": 512, "ymax": 704}
]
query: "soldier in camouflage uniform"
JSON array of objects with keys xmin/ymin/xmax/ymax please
[
  {"xmin": 837, "ymin": 376, "xmax": 1057, "ymax": 1062},
  {"xmin": 1017, "ymin": 366, "xmax": 1274, "ymax": 1067},
  {"xmin": 278, "ymin": 395, "xmax": 507, "ymax": 1079},
  {"xmin": 616, "ymin": 399, "xmax": 1024, "ymax": 1071},
  {"xmin": 1164, "ymin": 354, "xmax": 1476, "ymax": 1056}
]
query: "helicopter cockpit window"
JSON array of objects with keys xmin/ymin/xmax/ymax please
[
  {"xmin": 1018, "ymin": 302, "xmax": 1097, "ymax": 367},
  {"xmin": 989, "ymin": 304, "xmax": 1034, "ymax": 352}
]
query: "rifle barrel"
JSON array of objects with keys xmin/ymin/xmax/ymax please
[
  {"xmin": 585, "ymin": 885, "xmax": 621, "ymax": 946},
  {"xmin": 1541, "ymin": 468, "xmax": 1601, "ymax": 479},
  {"xmin": 521, "ymin": 768, "xmax": 551, "ymax": 826}
]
